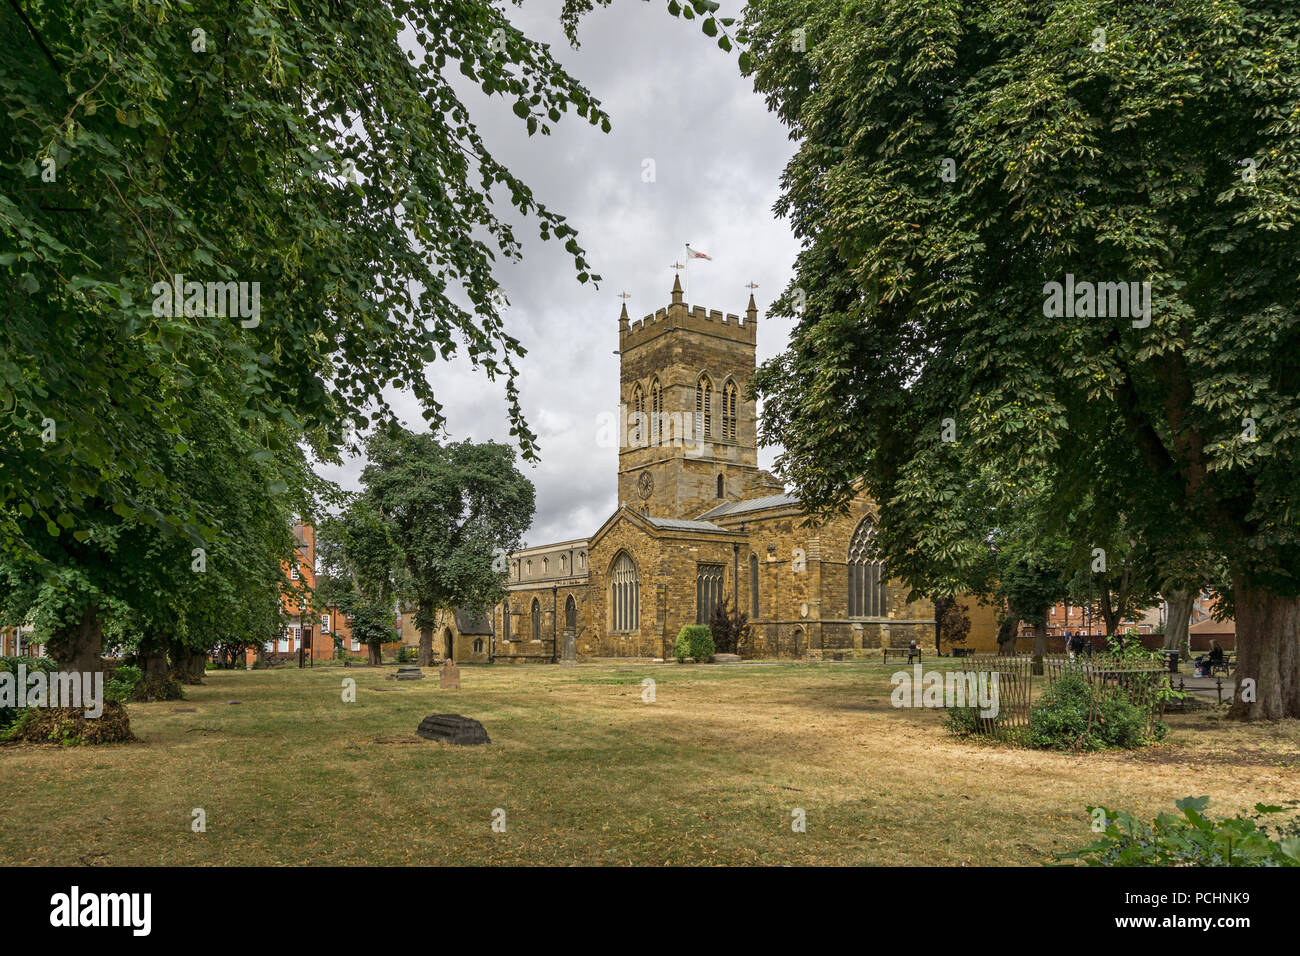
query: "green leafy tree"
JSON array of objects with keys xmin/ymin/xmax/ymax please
[
  {"xmin": 316, "ymin": 498, "xmax": 402, "ymax": 665},
  {"xmin": 2, "ymin": 0, "xmax": 609, "ymax": 664},
  {"xmin": 744, "ymin": 0, "xmax": 1300, "ymax": 718},
  {"xmin": 360, "ymin": 430, "xmax": 534, "ymax": 667}
]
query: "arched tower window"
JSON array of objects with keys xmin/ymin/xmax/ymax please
[
  {"xmin": 531, "ymin": 598, "xmax": 542, "ymax": 641},
  {"xmin": 696, "ymin": 375, "xmax": 712, "ymax": 439},
  {"xmin": 722, "ymin": 380, "xmax": 738, "ymax": 440},
  {"xmin": 650, "ymin": 376, "xmax": 663, "ymax": 445},
  {"xmin": 610, "ymin": 552, "xmax": 639, "ymax": 633},
  {"xmin": 848, "ymin": 518, "xmax": 888, "ymax": 618},
  {"xmin": 631, "ymin": 384, "xmax": 645, "ymax": 446}
]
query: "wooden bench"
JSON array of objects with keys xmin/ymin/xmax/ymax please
[{"xmin": 882, "ymin": 647, "xmax": 923, "ymax": 664}]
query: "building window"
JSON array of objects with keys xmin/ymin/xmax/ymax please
[
  {"xmin": 650, "ymin": 376, "xmax": 662, "ymax": 444},
  {"xmin": 579, "ymin": 551, "xmax": 586, "ymax": 570},
  {"xmin": 531, "ymin": 598, "xmax": 542, "ymax": 642},
  {"xmin": 351, "ymin": 636, "xmax": 360, "ymax": 652},
  {"xmin": 722, "ymin": 381, "xmax": 738, "ymax": 440},
  {"xmin": 561, "ymin": 554, "xmax": 568, "ymax": 572},
  {"xmin": 278, "ymin": 632, "xmax": 289, "ymax": 653},
  {"xmin": 750, "ymin": 553, "xmax": 760, "ymax": 619},
  {"xmin": 717, "ymin": 474, "xmax": 724, "ymax": 498},
  {"xmin": 321, "ymin": 614, "xmax": 330, "ymax": 632},
  {"xmin": 526, "ymin": 559, "xmax": 532, "ymax": 576},
  {"xmin": 631, "ymin": 384, "xmax": 645, "ymax": 445},
  {"xmin": 848, "ymin": 518, "xmax": 887, "ymax": 618},
  {"xmin": 503, "ymin": 602, "xmax": 512, "ymax": 641},
  {"xmin": 472, "ymin": 638, "xmax": 484, "ymax": 654},
  {"xmin": 543, "ymin": 557, "xmax": 549, "ymax": 575},
  {"xmin": 565, "ymin": 595, "xmax": 577, "ymax": 629},
  {"xmin": 696, "ymin": 376, "xmax": 712, "ymax": 439},
  {"xmin": 290, "ymin": 563, "xmax": 299, "ymax": 581},
  {"xmin": 610, "ymin": 552, "xmax": 639, "ymax": 633},
  {"xmin": 697, "ymin": 564, "xmax": 725, "ymax": 625}
]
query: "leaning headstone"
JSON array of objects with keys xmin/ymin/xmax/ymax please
[
  {"xmin": 390, "ymin": 666, "xmax": 425, "ymax": 681},
  {"xmin": 416, "ymin": 714, "xmax": 489, "ymax": 746},
  {"xmin": 440, "ymin": 660, "xmax": 461, "ymax": 689}
]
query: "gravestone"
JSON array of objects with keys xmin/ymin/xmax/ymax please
[
  {"xmin": 561, "ymin": 631, "xmax": 577, "ymax": 667},
  {"xmin": 390, "ymin": 666, "xmax": 424, "ymax": 681},
  {"xmin": 440, "ymin": 660, "xmax": 461, "ymax": 689},
  {"xmin": 416, "ymin": 714, "xmax": 490, "ymax": 746}
]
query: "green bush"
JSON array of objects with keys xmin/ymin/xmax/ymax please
[
  {"xmin": 1062, "ymin": 797, "xmax": 1300, "ymax": 867},
  {"xmin": 1026, "ymin": 668, "xmax": 1154, "ymax": 751},
  {"xmin": 674, "ymin": 625, "xmax": 714, "ymax": 663},
  {"xmin": 104, "ymin": 664, "xmax": 142, "ymax": 705},
  {"xmin": 0, "ymin": 656, "xmax": 57, "ymax": 731}
]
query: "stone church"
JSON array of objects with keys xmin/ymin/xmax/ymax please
[{"xmin": 439, "ymin": 275, "xmax": 944, "ymax": 663}]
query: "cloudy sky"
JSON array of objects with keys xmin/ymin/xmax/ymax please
[{"xmin": 314, "ymin": 1, "xmax": 801, "ymax": 546}]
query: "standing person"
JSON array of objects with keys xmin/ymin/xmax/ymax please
[{"xmin": 1064, "ymin": 629, "xmax": 1075, "ymax": 659}]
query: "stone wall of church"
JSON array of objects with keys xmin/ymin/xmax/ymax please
[
  {"xmin": 721, "ymin": 498, "xmax": 936, "ymax": 660},
  {"xmin": 588, "ymin": 517, "xmax": 745, "ymax": 660}
]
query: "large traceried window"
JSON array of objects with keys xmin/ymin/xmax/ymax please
[
  {"xmin": 610, "ymin": 552, "xmax": 639, "ymax": 632},
  {"xmin": 848, "ymin": 518, "xmax": 888, "ymax": 618},
  {"xmin": 722, "ymin": 380, "xmax": 738, "ymax": 440},
  {"xmin": 696, "ymin": 376, "xmax": 712, "ymax": 439},
  {"xmin": 696, "ymin": 564, "xmax": 725, "ymax": 625}
]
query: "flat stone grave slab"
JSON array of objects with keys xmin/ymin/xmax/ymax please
[
  {"xmin": 416, "ymin": 714, "xmax": 490, "ymax": 746},
  {"xmin": 713, "ymin": 653, "xmax": 742, "ymax": 664},
  {"xmin": 389, "ymin": 667, "xmax": 425, "ymax": 681}
]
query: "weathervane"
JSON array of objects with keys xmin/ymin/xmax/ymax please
[
  {"xmin": 744, "ymin": 281, "xmax": 759, "ymax": 291},
  {"xmin": 670, "ymin": 261, "xmax": 685, "ymax": 273},
  {"xmin": 618, "ymin": 291, "xmax": 631, "ymax": 300}
]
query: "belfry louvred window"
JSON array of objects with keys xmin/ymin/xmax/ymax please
[
  {"xmin": 650, "ymin": 377, "xmax": 662, "ymax": 445},
  {"xmin": 722, "ymin": 382, "xmax": 738, "ymax": 440},
  {"xmin": 696, "ymin": 376, "xmax": 712, "ymax": 439}
]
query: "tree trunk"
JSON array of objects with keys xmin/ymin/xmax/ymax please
[
  {"xmin": 933, "ymin": 596, "xmax": 952, "ymax": 653},
  {"xmin": 185, "ymin": 652, "xmax": 206, "ymax": 683},
  {"xmin": 1032, "ymin": 620, "xmax": 1048, "ymax": 657},
  {"xmin": 418, "ymin": 628, "xmax": 433, "ymax": 667},
  {"xmin": 368, "ymin": 641, "xmax": 383, "ymax": 666},
  {"xmin": 1228, "ymin": 580, "xmax": 1300, "ymax": 720},
  {"xmin": 996, "ymin": 618, "xmax": 1017, "ymax": 655},
  {"xmin": 49, "ymin": 605, "xmax": 103, "ymax": 671},
  {"xmin": 139, "ymin": 631, "xmax": 170, "ymax": 682},
  {"xmin": 1163, "ymin": 589, "xmax": 1194, "ymax": 653}
]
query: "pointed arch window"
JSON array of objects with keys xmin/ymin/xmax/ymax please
[
  {"xmin": 722, "ymin": 381, "xmax": 738, "ymax": 440},
  {"xmin": 565, "ymin": 595, "xmax": 577, "ymax": 629},
  {"xmin": 531, "ymin": 598, "xmax": 542, "ymax": 642},
  {"xmin": 631, "ymin": 384, "xmax": 645, "ymax": 446},
  {"xmin": 750, "ymin": 552, "xmax": 760, "ymax": 619},
  {"xmin": 610, "ymin": 552, "xmax": 639, "ymax": 633},
  {"xmin": 848, "ymin": 519, "xmax": 888, "ymax": 618},
  {"xmin": 650, "ymin": 376, "xmax": 663, "ymax": 445},
  {"xmin": 503, "ymin": 602, "xmax": 512, "ymax": 641},
  {"xmin": 696, "ymin": 376, "xmax": 713, "ymax": 439}
]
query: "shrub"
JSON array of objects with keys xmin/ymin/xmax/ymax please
[
  {"xmin": 1026, "ymin": 668, "xmax": 1155, "ymax": 751},
  {"xmin": 707, "ymin": 598, "xmax": 750, "ymax": 654},
  {"xmin": 104, "ymin": 664, "xmax": 142, "ymax": 705},
  {"xmin": 0, "ymin": 656, "xmax": 58, "ymax": 731},
  {"xmin": 1061, "ymin": 797, "xmax": 1300, "ymax": 867},
  {"xmin": 674, "ymin": 625, "xmax": 714, "ymax": 663}
]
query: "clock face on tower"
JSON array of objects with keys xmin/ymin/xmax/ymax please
[{"xmin": 637, "ymin": 471, "xmax": 654, "ymax": 500}]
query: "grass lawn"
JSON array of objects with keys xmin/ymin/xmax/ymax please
[{"xmin": 1, "ymin": 660, "xmax": 1297, "ymax": 865}]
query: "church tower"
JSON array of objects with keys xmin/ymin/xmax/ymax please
[{"xmin": 617, "ymin": 275, "xmax": 781, "ymax": 519}]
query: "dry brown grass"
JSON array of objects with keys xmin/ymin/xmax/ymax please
[{"xmin": 0, "ymin": 661, "xmax": 1295, "ymax": 866}]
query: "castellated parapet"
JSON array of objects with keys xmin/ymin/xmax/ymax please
[{"xmin": 619, "ymin": 275, "xmax": 756, "ymax": 352}]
